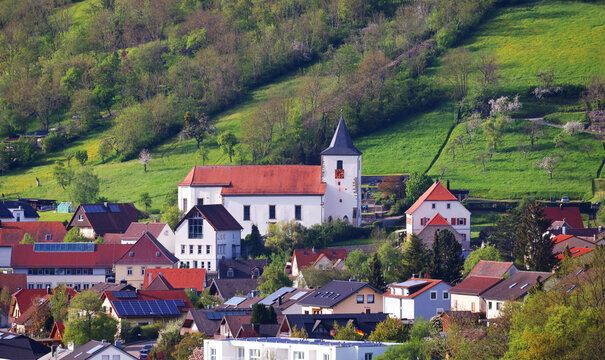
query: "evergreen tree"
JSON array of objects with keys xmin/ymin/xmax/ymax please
[
  {"xmin": 429, "ymin": 230, "xmax": 464, "ymax": 283},
  {"xmin": 244, "ymin": 225, "xmax": 265, "ymax": 258},
  {"xmin": 515, "ymin": 202, "xmax": 557, "ymax": 271},
  {"xmin": 250, "ymin": 304, "xmax": 277, "ymax": 324},
  {"xmin": 368, "ymin": 253, "xmax": 386, "ymax": 291},
  {"xmin": 401, "ymin": 235, "xmax": 431, "ymax": 279}
]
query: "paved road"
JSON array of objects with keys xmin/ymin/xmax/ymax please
[{"xmin": 122, "ymin": 340, "xmax": 156, "ymax": 359}]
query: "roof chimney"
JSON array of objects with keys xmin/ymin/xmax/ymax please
[
  {"xmin": 104, "ymin": 202, "xmax": 108, "ymax": 208},
  {"xmin": 599, "ymin": 226, "xmax": 603, "ymax": 233},
  {"xmin": 411, "ymin": 273, "xmax": 416, "ymax": 279},
  {"xmin": 447, "ymin": 179, "xmax": 450, "ymax": 190},
  {"xmin": 278, "ymin": 296, "xmax": 283, "ymax": 306},
  {"xmin": 312, "ymin": 247, "xmax": 316, "ymax": 254},
  {"xmin": 562, "ymin": 225, "xmax": 567, "ymax": 235}
]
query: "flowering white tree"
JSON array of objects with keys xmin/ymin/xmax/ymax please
[
  {"xmin": 139, "ymin": 148, "xmax": 151, "ymax": 173},
  {"xmin": 488, "ymin": 95, "xmax": 522, "ymax": 116},
  {"xmin": 536, "ymin": 156, "xmax": 559, "ymax": 179},
  {"xmin": 563, "ymin": 121, "xmax": 583, "ymax": 135}
]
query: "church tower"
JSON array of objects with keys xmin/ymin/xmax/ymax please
[{"xmin": 321, "ymin": 115, "xmax": 362, "ymax": 226}]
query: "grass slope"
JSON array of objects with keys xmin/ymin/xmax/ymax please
[{"xmin": 357, "ymin": 103, "xmax": 456, "ymax": 175}]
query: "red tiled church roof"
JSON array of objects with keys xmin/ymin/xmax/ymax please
[
  {"xmin": 0, "ymin": 222, "xmax": 66, "ymax": 245},
  {"xmin": 543, "ymin": 206, "xmax": 584, "ymax": 229},
  {"xmin": 405, "ymin": 181, "xmax": 457, "ymax": 215},
  {"xmin": 143, "ymin": 268, "xmax": 206, "ymax": 292},
  {"xmin": 178, "ymin": 165, "xmax": 326, "ymax": 195}
]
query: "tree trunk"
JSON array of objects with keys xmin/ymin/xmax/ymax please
[{"xmin": 144, "ymin": 163, "xmax": 147, "ymax": 173}]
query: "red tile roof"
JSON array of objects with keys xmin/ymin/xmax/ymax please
[
  {"xmin": 178, "ymin": 166, "xmax": 326, "ymax": 195},
  {"xmin": 11, "ymin": 244, "xmax": 131, "ymax": 268},
  {"xmin": 425, "ymin": 213, "xmax": 450, "ymax": 226},
  {"xmin": 449, "ymin": 276, "xmax": 504, "ymax": 295},
  {"xmin": 50, "ymin": 321, "xmax": 65, "ymax": 340},
  {"xmin": 468, "ymin": 261, "xmax": 515, "ymax": 278},
  {"xmin": 552, "ymin": 234, "xmax": 574, "ymax": 244},
  {"xmin": 0, "ymin": 273, "xmax": 26, "ymax": 293},
  {"xmin": 0, "ymin": 222, "xmax": 66, "ymax": 245},
  {"xmin": 556, "ymin": 247, "xmax": 594, "ymax": 260},
  {"xmin": 114, "ymin": 232, "xmax": 178, "ymax": 265},
  {"xmin": 11, "ymin": 288, "xmax": 79, "ymax": 324},
  {"xmin": 405, "ymin": 181, "xmax": 457, "ymax": 215},
  {"xmin": 383, "ymin": 278, "xmax": 445, "ymax": 299},
  {"xmin": 121, "ymin": 222, "xmax": 169, "ymax": 242},
  {"xmin": 143, "ymin": 268, "xmax": 206, "ymax": 292},
  {"xmin": 291, "ymin": 249, "xmax": 347, "ymax": 272},
  {"xmin": 543, "ymin": 206, "xmax": 584, "ymax": 229}
]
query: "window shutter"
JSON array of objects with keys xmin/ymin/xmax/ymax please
[{"xmin": 451, "ymin": 218, "xmax": 456, "ymax": 225}]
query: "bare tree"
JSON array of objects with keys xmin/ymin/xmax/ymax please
[
  {"xmin": 464, "ymin": 113, "xmax": 481, "ymax": 142},
  {"xmin": 448, "ymin": 142, "xmax": 457, "ymax": 161},
  {"xmin": 524, "ymin": 122, "xmax": 544, "ymax": 149},
  {"xmin": 440, "ymin": 166, "xmax": 448, "ymax": 179},
  {"xmin": 580, "ymin": 143, "xmax": 595, "ymax": 159},
  {"xmin": 139, "ymin": 149, "xmax": 151, "ymax": 173},
  {"xmin": 477, "ymin": 50, "xmax": 499, "ymax": 89},
  {"xmin": 457, "ymin": 134, "xmax": 465, "ymax": 151},
  {"xmin": 441, "ymin": 47, "xmax": 473, "ymax": 99},
  {"xmin": 475, "ymin": 152, "xmax": 490, "ymax": 171},
  {"xmin": 536, "ymin": 156, "xmax": 559, "ymax": 179},
  {"xmin": 518, "ymin": 140, "xmax": 530, "ymax": 159},
  {"xmin": 584, "ymin": 74, "xmax": 604, "ymax": 111},
  {"xmin": 563, "ymin": 121, "xmax": 583, "ymax": 135}
]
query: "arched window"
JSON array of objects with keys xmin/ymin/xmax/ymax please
[{"xmin": 343, "ymin": 215, "xmax": 349, "ymax": 223}]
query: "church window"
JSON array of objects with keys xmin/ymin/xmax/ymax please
[
  {"xmin": 188, "ymin": 212, "xmax": 203, "ymax": 239},
  {"xmin": 295, "ymin": 205, "xmax": 302, "ymax": 221},
  {"xmin": 243, "ymin": 205, "xmax": 250, "ymax": 221},
  {"xmin": 269, "ymin": 205, "xmax": 276, "ymax": 219}
]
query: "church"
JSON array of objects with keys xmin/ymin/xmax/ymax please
[{"xmin": 177, "ymin": 116, "xmax": 362, "ymax": 236}]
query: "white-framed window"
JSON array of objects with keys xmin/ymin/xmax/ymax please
[
  {"xmin": 237, "ymin": 347, "xmax": 245, "ymax": 360},
  {"xmin": 102, "ymin": 355, "xmax": 110, "ymax": 360},
  {"xmin": 323, "ymin": 354, "xmax": 330, "ymax": 360},
  {"xmin": 206, "ymin": 245, "xmax": 211, "ymax": 254},
  {"xmin": 364, "ymin": 353, "xmax": 373, "ymax": 360},
  {"xmin": 181, "ymin": 245, "xmax": 186, "ymax": 254},
  {"xmin": 447, "ymin": 203, "xmax": 451, "ymax": 209},
  {"xmin": 294, "ymin": 351, "xmax": 305, "ymax": 359},
  {"xmin": 367, "ymin": 294, "xmax": 375, "ymax": 303},
  {"xmin": 227, "ymin": 268, "xmax": 234, "ymax": 278},
  {"xmin": 430, "ymin": 291, "xmax": 437, "ymax": 300},
  {"xmin": 45, "ymin": 234, "xmax": 52, "ymax": 241},
  {"xmin": 488, "ymin": 301, "xmax": 492, "ymax": 310},
  {"xmin": 207, "ymin": 262, "xmax": 211, "ymax": 271},
  {"xmin": 78, "ymin": 214, "xmax": 84, "ymax": 221},
  {"xmin": 183, "ymin": 198, "xmax": 188, "ymax": 211},
  {"xmin": 295, "ymin": 205, "xmax": 302, "ymax": 221},
  {"xmin": 496, "ymin": 302, "xmax": 502, "ymax": 310},
  {"xmin": 243, "ymin": 205, "xmax": 250, "ymax": 221},
  {"xmin": 217, "ymin": 244, "xmax": 225, "ymax": 255},
  {"xmin": 210, "ymin": 347, "xmax": 217, "ymax": 360},
  {"xmin": 250, "ymin": 348, "xmax": 261, "ymax": 360},
  {"xmin": 141, "ymin": 266, "xmax": 146, "ymax": 275},
  {"xmin": 357, "ymin": 295, "xmax": 364, "ymax": 303},
  {"xmin": 432, "ymin": 203, "xmax": 436, "ymax": 209},
  {"xmin": 112, "ymin": 355, "xmax": 120, "ymax": 360},
  {"xmin": 443, "ymin": 291, "xmax": 449, "ymax": 300},
  {"xmin": 269, "ymin": 205, "xmax": 276, "ymax": 219},
  {"xmin": 189, "ymin": 245, "xmax": 194, "ymax": 254},
  {"xmin": 198, "ymin": 245, "xmax": 202, "ymax": 254},
  {"xmin": 127, "ymin": 267, "xmax": 133, "ymax": 275},
  {"xmin": 193, "ymin": 261, "xmax": 198, "ymax": 268}
]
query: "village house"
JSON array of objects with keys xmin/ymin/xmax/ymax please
[
  {"xmin": 143, "ymin": 268, "xmax": 206, "ymax": 292},
  {"xmin": 481, "ymin": 270, "xmax": 552, "ymax": 319},
  {"xmin": 101, "ymin": 290, "xmax": 193, "ymax": 326},
  {"xmin": 0, "ymin": 221, "xmax": 66, "ymax": 245},
  {"xmin": 9, "ymin": 287, "xmax": 78, "ymax": 333},
  {"xmin": 174, "ymin": 205, "xmax": 243, "ymax": 272},
  {"xmin": 449, "ymin": 261, "xmax": 517, "ymax": 314},
  {"xmin": 177, "ymin": 117, "xmax": 362, "ymax": 236},
  {"xmin": 67, "ymin": 203, "xmax": 139, "ymax": 239},
  {"xmin": 58, "ymin": 340, "xmax": 137, "ymax": 360},
  {"xmin": 114, "ymin": 232, "xmax": 179, "ymax": 288},
  {"xmin": 543, "ymin": 205, "xmax": 584, "ymax": 229},
  {"xmin": 289, "ymin": 248, "xmax": 347, "ymax": 278},
  {"xmin": 383, "ymin": 278, "xmax": 452, "ymax": 321},
  {"xmin": 551, "ymin": 234, "xmax": 597, "ymax": 254},
  {"xmin": 0, "ymin": 330, "xmax": 50, "ymax": 359},
  {"xmin": 214, "ymin": 314, "xmax": 283, "ymax": 339},
  {"xmin": 204, "ymin": 337, "xmax": 396, "ymax": 360},
  {"xmin": 414, "ymin": 213, "xmax": 466, "ymax": 249},
  {"xmin": 105, "ymin": 222, "xmax": 175, "ymax": 251},
  {"xmin": 11, "ymin": 242, "xmax": 130, "ymax": 290},
  {"xmin": 296, "ymin": 280, "xmax": 384, "ymax": 315},
  {"xmin": 0, "ymin": 201, "xmax": 39, "ymax": 222},
  {"xmin": 217, "ymin": 259, "xmax": 266, "ymax": 279},
  {"xmin": 405, "ymin": 181, "xmax": 471, "ymax": 249},
  {"xmin": 180, "ymin": 308, "xmax": 251, "ymax": 337},
  {"xmin": 278, "ymin": 313, "xmax": 389, "ymax": 339},
  {"xmin": 207, "ymin": 278, "xmax": 259, "ymax": 300}
]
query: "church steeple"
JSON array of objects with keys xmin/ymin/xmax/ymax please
[{"xmin": 320, "ymin": 115, "xmax": 361, "ymax": 156}]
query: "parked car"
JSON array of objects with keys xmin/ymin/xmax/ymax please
[{"xmin": 561, "ymin": 196, "xmax": 570, "ymax": 203}]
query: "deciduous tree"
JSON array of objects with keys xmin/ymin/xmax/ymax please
[
  {"xmin": 63, "ymin": 290, "xmax": 117, "ymax": 347},
  {"xmin": 68, "ymin": 167, "xmax": 100, "ymax": 204},
  {"xmin": 139, "ymin": 148, "xmax": 151, "ymax": 172},
  {"xmin": 217, "ymin": 131, "xmax": 237, "ymax": 163}
]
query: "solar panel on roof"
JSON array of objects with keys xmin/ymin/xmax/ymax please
[
  {"xmin": 259, "ymin": 287, "xmax": 295, "ymax": 305},
  {"xmin": 82, "ymin": 204, "xmax": 107, "ymax": 213},
  {"xmin": 290, "ymin": 291, "xmax": 308, "ymax": 300},
  {"xmin": 34, "ymin": 242, "xmax": 95, "ymax": 252},
  {"xmin": 396, "ymin": 280, "xmax": 429, "ymax": 287},
  {"xmin": 108, "ymin": 205, "xmax": 121, "ymax": 212},
  {"xmin": 113, "ymin": 300, "xmax": 182, "ymax": 316},
  {"xmin": 224, "ymin": 297, "xmax": 247, "ymax": 306},
  {"xmin": 113, "ymin": 291, "xmax": 136, "ymax": 299}
]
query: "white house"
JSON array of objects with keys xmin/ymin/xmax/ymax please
[
  {"xmin": 405, "ymin": 181, "xmax": 471, "ymax": 249},
  {"xmin": 174, "ymin": 205, "xmax": 243, "ymax": 271},
  {"xmin": 204, "ymin": 337, "xmax": 396, "ymax": 360},
  {"xmin": 177, "ymin": 116, "xmax": 362, "ymax": 236},
  {"xmin": 119, "ymin": 222, "xmax": 175, "ymax": 251},
  {"xmin": 0, "ymin": 201, "xmax": 39, "ymax": 222},
  {"xmin": 383, "ymin": 278, "xmax": 451, "ymax": 321},
  {"xmin": 59, "ymin": 340, "xmax": 137, "ymax": 360}
]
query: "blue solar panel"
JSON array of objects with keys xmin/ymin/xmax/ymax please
[
  {"xmin": 34, "ymin": 242, "xmax": 95, "ymax": 252},
  {"xmin": 82, "ymin": 204, "xmax": 107, "ymax": 213},
  {"xmin": 108, "ymin": 205, "xmax": 121, "ymax": 212},
  {"xmin": 205, "ymin": 311, "xmax": 248, "ymax": 320},
  {"xmin": 113, "ymin": 300, "xmax": 182, "ymax": 316},
  {"xmin": 112, "ymin": 291, "xmax": 136, "ymax": 299}
]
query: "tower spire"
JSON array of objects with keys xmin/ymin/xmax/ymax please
[{"xmin": 320, "ymin": 114, "xmax": 361, "ymax": 156}]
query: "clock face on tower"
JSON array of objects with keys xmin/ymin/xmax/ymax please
[{"xmin": 335, "ymin": 169, "xmax": 344, "ymax": 179}]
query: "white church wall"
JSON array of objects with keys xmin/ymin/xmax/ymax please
[{"xmin": 322, "ymin": 155, "xmax": 361, "ymax": 226}]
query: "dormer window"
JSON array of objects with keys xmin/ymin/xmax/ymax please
[
  {"xmin": 129, "ymin": 252, "xmax": 134, "ymax": 257},
  {"xmin": 227, "ymin": 268, "xmax": 234, "ymax": 278},
  {"xmin": 156, "ymin": 251, "xmax": 161, "ymax": 257},
  {"xmin": 252, "ymin": 268, "xmax": 260, "ymax": 278},
  {"xmin": 45, "ymin": 234, "xmax": 52, "ymax": 241}
]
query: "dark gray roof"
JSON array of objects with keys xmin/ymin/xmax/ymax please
[
  {"xmin": 89, "ymin": 282, "xmax": 136, "ymax": 294},
  {"xmin": 297, "ymin": 280, "xmax": 380, "ymax": 308},
  {"xmin": 0, "ymin": 331, "xmax": 50, "ymax": 360},
  {"xmin": 282, "ymin": 313, "xmax": 388, "ymax": 339},
  {"xmin": 218, "ymin": 259, "xmax": 267, "ymax": 279},
  {"xmin": 176, "ymin": 205, "xmax": 243, "ymax": 231},
  {"xmin": 185, "ymin": 309, "xmax": 252, "ymax": 337},
  {"xmin": 482, "ymin": 271, "xmax": 552, "ymax": 300},
  {"xmin": 61, "ymin": 340, "xmax": 136, "ymax": 360},
  {"xmin": 0, "ymin": 201, "xmax": 39, "ymax": 218},
  {"xmin": 209, "ymin": 278, "xmax": 259, "ymax": 299},
  {"xmin": 320, "ymin": 116, "xmax": 361, "ymax": 156}
]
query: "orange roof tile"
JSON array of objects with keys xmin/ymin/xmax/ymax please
[
  {"xmin": 405, "ymin": 181, "xmax": 457, "ymax": 215},
  {"xmin": 0, "ymin": 222, "xmax": 66, "ymax": 245},
  {"xmin": 425, "ymin": 213, "xmax": 450, "ymax": 226},
  {"xmin": 556, "ymin": 247, "xmax": 594, "ymax": 260},
  {"xmin": 552, "ymin": 234, "xmax": 574, "ymax": 244},
  {"xmin": 178, "ymin": 165, "xmax": 326, "ymax": 196},
  {"xmin": 291, "ymin": 249, "xmax": 347, "ymax": 272},
  {"xmin": 143, "ymin": 268, "xmax": 206, "ymax": 292}
]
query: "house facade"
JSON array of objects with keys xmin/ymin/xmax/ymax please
[
  {"xmin": 174, "ymin": 205, "xmax": 243, "ymax": 271},
  {"xmin": 289, "ymin": 249, "xmax": 347, "ymax": 277},
  {"xmin": 114, "ymin": 232, "xmax": 179, "ymax": 288},
  {"xmin": 177, "ymin": 117, "xmax": 362, "ymax": 236},
  {"xmin": 101, "ymin": 290, "xmax": 193, "ymax": 326},
  {"xmin": 383, "ymin": 278, "xmax": 451, "ymax": 321},
  {"xmin": 482, "ymin": 271, "xmax": 552, "ymax": 319},
  {"xmin": 11, "ymin": 243, "xmax": 130, "ymax": 290},
  {"xmin": 0, "ymin": 201, "xmax": 39, "ymax": 222},
  {"xmin": 297, "ymin": 280, "xmax": 383, "ymax": 315},
  {"xmin": 118, "ymin": 222, "xmax": 175, "ymax": 250},
  {"xmin": 67, "ymin": 203, "xmax": 139, "ymax": 239},
  {"xmin": 0, "ymin": 221, "xmax": 66, "ymax": 245},
  {"xmin": 405, "ymin": 181, "xmax": 471, "ymax": 249}
]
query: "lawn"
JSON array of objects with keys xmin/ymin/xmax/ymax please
[
  {"xmin": 458, "ymin": 0, "xmax": 605, "ymax": 93},
  {"xmin": 470, "ymin": 211, "xmax": 500, "ymax": 242},
  {"xmin": 356, "ymin": 103, "xmax": 457, "ymax": 175},
  {"xmin": 427, "ymin": 118, "xmax": 603, "ymax": 199}
]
